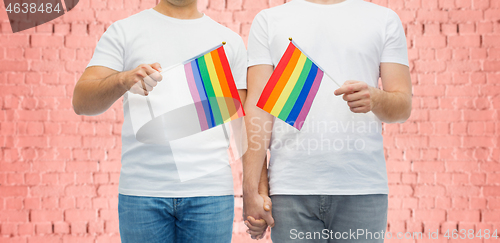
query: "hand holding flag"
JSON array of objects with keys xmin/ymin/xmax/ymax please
[
  {"xmin": 334, "ymin": 80, "xmax": 374, "ymax": 113},
  {"xmin": 256, "ymin": 39, "xmax": 341, "ymax": 130},
  {"xmin": 120, "ymin": 63, "xmax": 163, "ymax": 96}
]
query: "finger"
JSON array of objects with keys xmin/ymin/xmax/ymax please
[
  {"xmin": 147, "ymin": 70, "xmax": 162, "ymax": 82},
  {"xmin": 342, "ymin": 90, "xmax": 369, "ymax": 102},
  {"xmin": 140, "ymin": 64, "xmax": 162, "ymax": 82},
  {"xmin": 350, "ymin": 106, "xmax": 370, "ymax": 113},
  {"xmin": 347, "ymin": 99, "xmax": 370, "ymax": 109},
  {"xmin": 334, "ymin": 82, "xmax": 367, "ymax": 96},
  {"xmin": 259, "ymin": 230, "xmax": 267, "ymax": 239},
  {"xmin": 150, "ymin": 62, "xmax": 162, "ymax": 72},
  {"xmin": 247, "ymin": 216, "xmax": 267, "ymax": 227},
  {"xmin": 142, "ymin": 76, "xmax": 157, "ymax": 90},
  {"xmin": 245, "ymin": 219, "xmax": 267, "ymax": 232},
  {"xmin": 246, "ymin": 228, "xmax": 265, "ymax": 237},
  {"xmin": 263, "ymin": 214, "xmax": 275, "ymax": 228},
  {"xmin": 129, "ymin": 82, "xmax": 148, "ymax": 96},
  {"xmin": 249, "ymin": 230, "xmax": 266, "ymax": 239}
]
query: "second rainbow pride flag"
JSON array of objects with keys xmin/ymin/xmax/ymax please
[{"xmin": 257, "ymin": 41, "xmax": 324, "ymax": 130}]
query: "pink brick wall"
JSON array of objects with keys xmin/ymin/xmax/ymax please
[{"xmin": 0, "ymin": 0, "xmax": 499, "ymax": 242}]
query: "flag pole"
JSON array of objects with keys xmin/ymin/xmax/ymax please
[{"xmin": 288, "ymin": 37, "xmax": 343, "ymax": 88}]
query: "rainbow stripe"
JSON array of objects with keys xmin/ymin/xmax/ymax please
[
  {"xmin": 184, "ymin": 45, "xmax": 245, "ymax": 131},
  {"xmin": 257, "ymin": 42, "xmax": 323, "ymax": 130}
]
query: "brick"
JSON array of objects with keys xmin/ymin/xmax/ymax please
[
  {"xmin": 97, "ymin": 185, "xmax": 118, "ymax": 197},
  {"xmin": 414, "ymin": 35, "xmax": 446, "ymax": 48},
  {"xmin": 65, "ymin": 209, "xmax": 97, "ymax": 221},
  {"xmin": 53, "ymin": 222, "xmax": 69, "ymax": 234},
  {"xmin": 414, "ymin": 209, "xmax": 446, "ymax": 221},
  {"xmin": 31, "ymin": 35, "xmax": 64, "ymax": 47},
  {"xmin": 31, "ymin": 210, "xmax": 63, "ymax": 222},
  {"xmin": 416, "ymin": 10, "xmax": 448, "ymax": 22},
  {"xmin": 0, "ymin": 35, "xmax": 30, "ymax": 47},
  {"xmin": 96, "ymin": 235, "xmax": 120, "ymax": 243},
  {"xmin": 30, "ymin": 185, "xmax": 64, "ymax": 197},
  {"xmin": 415, "ymin": 186, "xmax": 445, "ymax": 197},
  {"xmin": 413, "ymin": 161, "xmax": 445, "ymax": 172},
  {"xmin": 446, "ymin": 186, "xmax": 480, "ymax": 196},
  {"xmin": 448, "ymin": 35, "xmax": 480, "ymax": 48},
  {"xmin": 0, "ymin": 186, "xmax": 28, "ymax": 197},
  {"xmin": 483, "ymin": 35, "xmax": 500, "ymax": 47},
  {"xmin": 1, "ymin": 223, "xmax": 18, "ymax": 235},
  {"xmin": 389, "ymin": 185, "xmax": 413, "ymax": 196},
  {"xmin": 28, "ymin": 236, "xmax": 62, "ymax": 243},
  {"xmin": 35, "ymin": 222, "xmax": 53, "ymax": 234},
  {"xmin": 448, "ymin": 210, "xmax": 480, "ymax": 222},
  {"xmin": 88, "ymin": 221, "xmax": 104, "ymax": 234},
  {"xmin": 18, "ymin": 223, "xmax": 34, "ymax": 235},
  {"xmin": 48, "ymin": 136, "xmax": 81, "ymax": 147},
  {"xmin": 484, "ymin": 186, "xmax": 500, "ymax": 196},
  {"xmin": 70, "ymin": 222, "xmax": 88, "ymax": 234},
  {"xmin": 66, "ymin": 162, "xmax": 98, "ymax": 172},
  {"xmin": 450, "ymin": 10, "xmax": 483, "ymax": 22}
]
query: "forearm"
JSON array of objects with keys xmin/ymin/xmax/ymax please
[
  {"xmin": 370, "ymin": 86, "xmax": 412, "ymax": 123},
  {"xmin": 73, "ymin": 72, "xmax": 126, "ymax": 116},
  {"xmin": 257, "ymin": 156, "xmax": 269, "ymax": 196},
  {"xmin": 242, "ymin": 107, "xmax": 273, "ymax": 196}
]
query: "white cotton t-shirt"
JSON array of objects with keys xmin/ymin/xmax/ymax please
[
  {"xmin": 87, "ymin": 9, "xmax": 247, "ymax": 197},
  {"xmin": 248, "ymin": 0, "xmax": 408, "ymax": 195}
]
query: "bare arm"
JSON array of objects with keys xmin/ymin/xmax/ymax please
[
  {"xmin": 242, "ymin": 64, "xmax": 275, "ymax": 227},
  {"xmin": 72, "ymin": 63, "xmax": 162, "ymax": 116},
  {"xmin": 258, "ymin": 156, "xmax": 269, "ymax": 199},
  {"xmin": 245, "ymin": 157, "xmax": 271, "ymax": 240},
  {"xmin": 334, "ymin": 63, "xmax": 412, "ymax": 123}
]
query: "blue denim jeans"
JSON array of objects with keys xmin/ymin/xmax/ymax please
[
  {"xmin": 118, "ymin": 194, "xmax": 234, "ymax": 243},
  {"xmin": 271, "ymin": 194, "xmax": 388, "ymax": 243}
]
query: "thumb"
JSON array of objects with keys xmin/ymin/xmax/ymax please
[
  {"xmin": 263, "ymin": 197, "xmax": 272, "ymax": 212},
  {"xmin": 151, "ymin": 62, "xmax": 162, "ymax": 72}
]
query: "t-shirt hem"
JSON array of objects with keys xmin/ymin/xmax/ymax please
[
  {"xmin": 248, "ymin": 59, "xmax": 273, "ymax": 67},
  {"xmin": 86, "ymin": 63, "xmax": 122, "ymax": 72},
  {"xmin": 118, "ymin": 188, "xmax": 235, "ymax": 198},
  {"xmin": 380, "ymin": 58, "xmax": 409, "ymax": 67},
  {"xmin": 269, "ymin": 188, "xmax": 389, "ymax": 196}
]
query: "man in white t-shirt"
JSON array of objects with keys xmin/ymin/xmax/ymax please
[
  {"xmin": 72, "ymin": 0, "xmax": 247, "ymax": 242},
  {"xmin": 242, "ymin": 0, "xmax": 412, "ymax": 242}
]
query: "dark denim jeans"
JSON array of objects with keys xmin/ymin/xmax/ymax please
[{"xmin": 118, "ymin": 194, "xmax": 234, "ymax": 243}]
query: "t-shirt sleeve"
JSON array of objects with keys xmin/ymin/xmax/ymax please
[
  {"xmin": 247, "ymin": 11, "xmax": 273, "ymax": 67},
  {"xmin": 231, "ymin": 37, "xmax": 248, "ymax": 90},
  {"xmin": 87, "ymin": 23, "xmax": 125, "ymax": 72},
  {"xmin": 381, "ymin": 9, "xmax": 409, "ymax": 67}
]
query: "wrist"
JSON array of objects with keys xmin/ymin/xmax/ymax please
[
  {"xmin": 243, "ymin": 185, "xmax": 259, "ymax": 196},
  {"xmin": 114, "ymin": 72, "xmax": 129, "ymax": 92},
  {"xmin": 368, "ymin": 86, "xmax": 381, "ymax": 111}
]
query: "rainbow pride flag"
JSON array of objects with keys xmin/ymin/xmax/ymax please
[
  {"xmin": 184, "ymin": 45, "xmax": 245, "ymax": 131},
  {"xmin": 128, "ymin": 43, "xmax": 245, "ymax": 144},
  {"xmin": 257, "ymin": 41, "xmax": 324, "ymax": 130}
]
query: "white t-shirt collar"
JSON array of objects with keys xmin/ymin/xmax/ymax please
[
  {"xmin": 148, "ymin": 8, "xmax": 209, "ymax": 24},
  {"xmin": 294, "ymin": 0, "xmax": 357, "ymax": 8}
]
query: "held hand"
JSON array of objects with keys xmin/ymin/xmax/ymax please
[
  {"xmin": 118, "ymin": 63, "xmax": 163, "ymax": 96},
  {"xmin": 246, "ymin": 216, "xmax": 268, "ymax": 240},
  {"xmin": 245, "ymin": 194, "xmax": 272, "ymax": 240},
  {"xmin": 243, "ymin": 193, "xmax": 274, "ymax": 240},
  {"xmin": 334, "ymin": 80, "xmax": 373, "ymax": 113}
]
